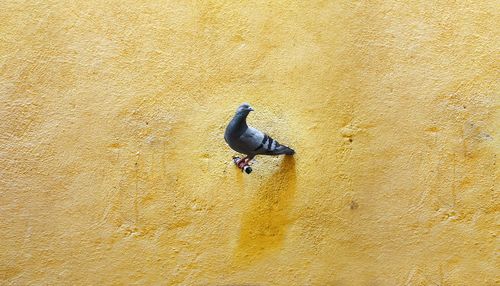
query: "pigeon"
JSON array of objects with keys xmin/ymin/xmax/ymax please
[{"xmin": 224, "ymin": 103, "xmax": 295, "ymax": 168}]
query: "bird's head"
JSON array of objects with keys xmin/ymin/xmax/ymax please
[{"xmin": 236, "ymin": 103, "xmax": 254, "ymax": 115}]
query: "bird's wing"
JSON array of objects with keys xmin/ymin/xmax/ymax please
[
  {"xmin": 225, "ymin": 120, "xmax": 295, "ymax": 156},
  {"xmin": 252, "ymin": 130, "xmax": 295, "ymax": 156},
  {"xmin": 234, "ymin": 126, "xmax": 265, "ymax": 154}
]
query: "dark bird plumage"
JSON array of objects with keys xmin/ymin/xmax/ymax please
[{"xmin": 224, "ymin": 103, "xmax": 295, "ymax": 163}]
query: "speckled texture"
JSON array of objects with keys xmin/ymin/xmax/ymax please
[{"xmin": 0, "ymin": 1, "xmax": 498, "ymax": 285}]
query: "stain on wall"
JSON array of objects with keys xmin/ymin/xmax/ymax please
[
  {"xmin": 0, "ymin": 1, "xmax": 498, "ymax": 285},
  {"xmin": 236, "ymin": 157, "xmax": 296, "ymax": 265}
]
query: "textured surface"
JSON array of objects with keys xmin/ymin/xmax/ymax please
[{"xmin": 0, "ymin": 1, "xmax": 498, "ymax": 285}]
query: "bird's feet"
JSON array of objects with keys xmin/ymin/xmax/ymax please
[
  {"xmin": 232, "ymin": 156, "xmax": 254, "ymax": 174},
  {"xmin": 237, "ymin": 157, "xmax": 249, "ymax": 169}
]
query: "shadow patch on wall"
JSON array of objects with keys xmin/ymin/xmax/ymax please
[{"xmin": 234, "ymin": 156, "xmax": 297, "ymax": 265}]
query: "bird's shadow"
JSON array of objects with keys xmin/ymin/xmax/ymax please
[{"xmin": 233, "ymin": 156, "xmax": 297, "ymax": 266}]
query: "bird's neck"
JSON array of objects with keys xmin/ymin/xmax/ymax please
[{"xmin": 232, "ymin": 113, "xmax": 248, "ymax": 130}]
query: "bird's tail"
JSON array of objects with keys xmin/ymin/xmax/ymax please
[
  {"xmin": 259, "ymin": 134, "xmax": 295, "ymax": 156},
  {"xmin": 272, "ymin": 145, "xmax": 295, "ymax": 155}
]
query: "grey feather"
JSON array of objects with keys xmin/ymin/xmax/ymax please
[{"xmin": 224, "ymin": 103, "xmax": 295, "ymax": 159}]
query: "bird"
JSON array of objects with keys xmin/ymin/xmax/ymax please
[{"xmin": 224, "ymin": 103, "xmax": 295, "ymax": 169}]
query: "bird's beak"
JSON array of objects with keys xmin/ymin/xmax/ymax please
[{"xmin": 248, "ymin": 107, "xmax": 254, "ymax": 111}]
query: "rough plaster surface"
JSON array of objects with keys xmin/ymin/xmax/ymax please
[{"xmin": 0, "ymin": 1, "xmax": 498, "ymax": 285}]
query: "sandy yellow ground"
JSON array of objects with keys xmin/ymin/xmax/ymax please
[{"xmin": 1, "ymin": 1, "xmax": 498, "ymax": 285}]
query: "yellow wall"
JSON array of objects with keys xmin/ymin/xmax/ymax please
[{"xmin": 1, "ymin": 1, "xmax": 498, "ymax": 285}]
